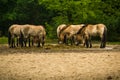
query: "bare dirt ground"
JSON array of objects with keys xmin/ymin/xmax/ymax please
[{"xmin": 0, "ymin": 44, "xmax": 120, "ymax": 80}]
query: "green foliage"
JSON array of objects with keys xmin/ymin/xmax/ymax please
[{"xmin": 0, "ymin": 0, "xmax": 120, "ymax": 41}]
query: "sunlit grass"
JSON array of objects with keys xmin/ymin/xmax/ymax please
[
  {"xmin": 0, "ymin": 37, "xmax": 120, "ymax": 45},
  {"xmin": 0, "ymin": 37, "xmax": 8, "ymax": 44}
]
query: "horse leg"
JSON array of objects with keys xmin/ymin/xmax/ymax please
[
  {"xmin": 85, "ymin": 38, "xmax": 89, "ymax": 48},
  {"xmin": 64, "ymin": 35, "xmax": 67, "ymax": 44},
  {"xmin": 29, "ymin": 37, "xmax": 31, "ymax": 47},
  {"xmin": 103, "ymin": 41, "xmax": 106, "ymax": 48},
  {"xmin": 70, "ymin": 37, "xmax": 74, "ymax": 45},
  {"xmin": 19, "ymin": 38, "xmax": 24, "ymax": 47},
  {"xmin": 100, "ymin": 37, "xmax": 104, "ymax": 48},
  {"xmin": 76, "ymin": 41, "xmax": 80, "ymax": 46},
  {"xmin": 89, "ymin": 40, "xmax": 92, "ymax": 48},
  {"xmin": 89, "ymin": 37, "xmax": 92, "ymax": 48},
  {"xmin": 32, "ymin": 39, "xmax": 34, "ymax": 46},
  {"xmin": 100, "ymin": 42, "xmax": 103, "ymax": 48},
  {"xmin": 41, "ymin": 36, "xmax": 45, "ymax": 47},
  {"xmin": 42, "ymin": 41, "xmax": 45, "ymax": 47},
  {"xmin": 19, "ymin": 37, "xmax": 23, "ymax": 47},
  {"xmin": 12, "ymin": 38, "xmax": 15, "ymax": 48},
  {"xmin": 24, "ymin": 39, "xmax": 27, "ymax": 47},
  {"xmin": 100, "ymin": 37, "xmax": 106, "ymax": 48},
  {"xmin": 83, "ymin": 39, "xmax": 85, "ymax": 47},
  {"xmin": 11, "ymin": 38, "xmax": 14, "ymax": 48},
  {"xmin": 37, "ymin": 39, "xmax": 40, "ymax": 47},
  {"xmin": 17, "ymin": 38, "xmax": 19, "ymax": 47},
  {"xmin": 102, "ymin": 36, "xmax": 107, "ymax": 48}
]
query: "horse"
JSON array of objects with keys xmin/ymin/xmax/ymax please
[
  {"xmin": 8, "ymin": 24, "xmax": 23, "ymax": 48},
  {"xmin": 59, "ymin": 24, "xmax": 85, "ymax": 45},
  {"xmin": 56, "ymin": 24, "xmax": 67, "ymax": 43},
  {"xmin": 20, "ymin": 24, "xmax": 46, "ymax": 47},
  {"xmin": 75, "ymin": 24, "xmax": 107, "ymax": 48}
]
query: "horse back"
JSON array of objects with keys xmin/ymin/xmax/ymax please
[
  {"xmin": 85, "ymin": 24, "xmax": 106, "ymax": 36},
  {"xmin": 9, "ymin": 24, "xmax": 21, "ymax": 36}
]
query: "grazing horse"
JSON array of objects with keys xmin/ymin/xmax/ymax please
[
  {"xmin": 59, "ymin": 24, "xmax": 85, "ymax": 45},
  {"xmin": 8, "ymin": 24, "xmax": 23, "ymax": 48},
  {"xmin": 75, "ymin": 24, "xmax": 107, "ymax": 48},
  {"xmin": 57, "ymin": 24, "xmax": 67, "ymax": 44},
  {"xmin": 20, "ymin": 25, "xmax": 46, "ymax": 47},
  {"xmin": 57, "ymin": 24, "xmax": 67, "ymax": 38}
]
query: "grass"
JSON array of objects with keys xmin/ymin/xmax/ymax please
[
  {"xmin": 0, "ymin": 37, "xmax": 120, "ymax": 45},
  {"xmin": 0, "ymin": 37, "xmax": 8, "ymax": 44}
]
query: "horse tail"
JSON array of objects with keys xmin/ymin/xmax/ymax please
[
  {"xmin": 102, "ymin": 26, "xmax": 107, "ymax": 47},
  {"xmin": 8, "ymin": 31, "xmax": 11, "ymax": 47}
]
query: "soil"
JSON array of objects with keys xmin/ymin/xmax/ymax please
[{"xmin": 0, "ymin": 44, "xmax": 120, "ymax": 80}]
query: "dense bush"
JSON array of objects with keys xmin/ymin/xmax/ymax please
[{"xmin": 0, "ymin": 0, "xmax": 120, "ymax": 41}]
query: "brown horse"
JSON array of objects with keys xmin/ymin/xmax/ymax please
[
  {"xmin": 57, "ymin": 24, "xmax": 67, "ymax": 43},
  {"xmin": 20, "ymin": 24, "xmax": 46, "ymax": 47},
  {"xmin": 59, "ymin": 24, "xmax": 85, "ymax": 45},
  {"xmin": 57, "ymin": 24, "xmax": 67, "ymax": 38},
  {"xmin": 75, "ymin": 24, "xmax": 107, "ymax": 48},
  {"xmin": 8, "ymin": 24, "xmax": 23, "ymax": 48}
]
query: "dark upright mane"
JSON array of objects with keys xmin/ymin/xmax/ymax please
[
  {"xmin": 59, "ymin": 24, "xmax": 70, "ymax": 36},
  {"xmin": 76, "ymin": 24, "xmax": 88, "ymax": 34}
]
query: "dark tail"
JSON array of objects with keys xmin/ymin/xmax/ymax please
[
  {"xmin": 102, "ymin": 26, "xmax": 107, "ymax": 48},
  {"xmin": 8, "ymin": 31, "xmax": 11, "ymax": 47}
]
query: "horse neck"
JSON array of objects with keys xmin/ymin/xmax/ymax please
[
  {"xmin": 59, "ymin": 25, "xmax": 70, "ymax": 35},
  {"xmin": 76, "ymin": 25, "xmax": 86, "ymax": 35}
]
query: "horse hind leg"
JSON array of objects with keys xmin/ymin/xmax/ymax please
[
  {"xmin": 100, "ymin": 37, "xmax": 104, "ymax": 48},
  {"xmin": 70, "ymin": 36, "xmax": 74, "ymax": 45},
  {"xmin": 100, "ymin": 37, "xmax": 106, "ymax": 48},
  {"xmin": 89, "ymin": 37, "xmax": 92, "ymax": 48},
  {"xmin": 101, "ymin": 27, "xmax": 107, "ymax": 48},
  {"xmin": 17, "ymin": 38, "xmax": 19, "ymax": 47},
  {"xmin": 42, "ymin": 38, "xmax": 45, "ymax": 47},
  {"xmin": 11, "ymin": 38, "xmax": 15, "ymax": 48},
  {"xmin": 85, "ymin": 38, "xmax": 89, "ymax": 48},
  {"xmin": 37, "ymin": 40, "xmax": 40, "ymax": 47}
]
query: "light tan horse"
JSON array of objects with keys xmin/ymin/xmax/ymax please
[
  {"xmin": 8, "ymin": 24, "xmax": 23, "ymax": 48},
  {"xmin": 20, "ymin": 24, "xmax": 46, "ymax": 47},
  {"xmin": 57, "ymin": 24, "xmax": 67, "ymax": 38},
  {"xmin": 56, "ymin": 24, "xmax": 67, "ymax": 44},
  {"xmin": 59, "ymin": 24, "xmax": 85, "ymax": 45},
  {"xmin": 75, "ymin": 24, "xmax": 107, "ymax": 48}
]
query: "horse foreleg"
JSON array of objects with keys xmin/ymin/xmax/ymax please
[
  {"xmin": 37, "ymin": 39, "xmax": 40, "ymax": 47},
  {"xmin": 12, "ymin": 38, "xmax": 15, "ymax": 48},
  {"xmin": 29, "ymin": 38, "xmax": 31, "ymax": 47},
  {"xmin": 100, "ymin": 37, "xmax": 104, "ymax": 48},
  {"xmin": 19, "ymin": 37, "xmax": 23, "ymax": 47},
  {"xmin": 41, "ymin": 37, "xmax": 45, "ymax": 47},
  {"xmin": 103, "ymin": 41, "xmax": 106, "ymax": 48},
  {"xmin": 17, "ymin": 38, "xmax": 19, "ymax": 47},
  {"xmin": 100, "ymin": 39, "xmax": 106, "ymax": 48},
  {"xmin": 24, "ymin": 39, "xmax": 27, "ymax": 47},
  {"xmin": 85, "ymin": 38, "xmax": 89, "ymax": 48},
  {"xmin": 89, "ymin": 37, "xmax": 92, "ymax": 48},
  {"xmin": 71, "ymin": 36, "xmax": 74, "ymax": 45}
]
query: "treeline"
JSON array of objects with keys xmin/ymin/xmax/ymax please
[{"xmin": 0, "ymin": 0, "xmax": 120, "ymax": 41}]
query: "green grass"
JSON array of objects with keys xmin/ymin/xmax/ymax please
[
  {"xmin": 0, "ymin": 37, "xmax": 120, "ymax": 45},
  {"xmin": 107, "ymin": 42, "xmax": 120, "ymax": 45},
  {"xmin": 0, "ymin": 37, "xmax": 8, "ymax": 44}
]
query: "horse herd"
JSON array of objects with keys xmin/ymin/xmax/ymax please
[{"xmin": 8, "ymin": 23, "xmax": 107, "ymax": 48}]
